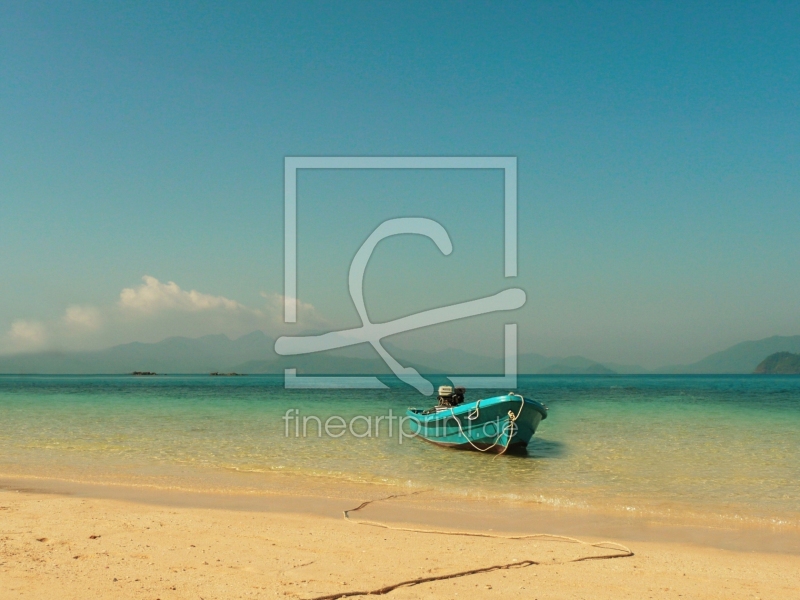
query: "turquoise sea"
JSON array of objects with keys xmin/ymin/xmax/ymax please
[{"xmin": 1, "ymin": 375, "xmax": 798, "ymax": 530}]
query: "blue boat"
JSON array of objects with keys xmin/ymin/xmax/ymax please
[{"xmin": 407, "ymin": 387, "xmax": 548, "ymax": 454}]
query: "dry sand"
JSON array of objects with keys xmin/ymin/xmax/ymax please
[{"xmin": 1, "ymin": 483, "xmax": 798, "ymax": 599}]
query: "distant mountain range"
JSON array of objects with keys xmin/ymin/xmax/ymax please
[
  {"xmin": 0, "ymin": 331, "xmax": 618, "ymax": 375},
  {"xmin": 0, "ymin": 332, "xmax": 276, "ymax": 375},
  {"xmin": 0, "ymin": 331, "xmax": 798, "ymax": 375}
]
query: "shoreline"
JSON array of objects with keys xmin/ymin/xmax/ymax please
[{"xmin": 2, "ymin": 471, "xmax": 798, "ymax": 557}]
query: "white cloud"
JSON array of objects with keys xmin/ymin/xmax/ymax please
[
  {"xmin": 7, "ymin": 320, "xmax": 48, "ymax": 351},
  {"xmin": 63, "ymin": 305, "xmax": 102, "ymax": 330},
  {"xmin": 119, "ymin": 276, "xmax": 243, "ymax": 313},
  {"xmin": 1, "ymin": 276, "xmax": 327, "ymax": 354}
]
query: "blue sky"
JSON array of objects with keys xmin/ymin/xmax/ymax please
[{"xmin": 1, "ymin": 1, "xmax": 798, "ymax": 367}]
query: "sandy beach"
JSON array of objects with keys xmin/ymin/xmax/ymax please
[{"xmin": 1, "ymin": 477, "xmax": 798, "ymax": 600}]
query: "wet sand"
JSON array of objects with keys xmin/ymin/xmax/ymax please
[{"xmin": 1, "ymin": 476, "xmax": 798, "ymax": 599}]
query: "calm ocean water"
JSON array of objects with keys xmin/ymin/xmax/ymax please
[{"xmin": 1, "ymin": 375, "xmax": 798, "ymax": 528}]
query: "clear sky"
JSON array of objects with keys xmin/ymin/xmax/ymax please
[{"xmin": 1, "ymin": 1, "xmax": 798, "ymax": 368}]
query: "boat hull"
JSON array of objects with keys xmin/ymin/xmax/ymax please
[{"xmin": 407, "ymin": 395, "xmax": 547, "ymax": 454}]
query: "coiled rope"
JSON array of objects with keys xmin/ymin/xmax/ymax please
[{"xmin": 305, "ymin": 492, "xmax": 634, "ymax": 599}]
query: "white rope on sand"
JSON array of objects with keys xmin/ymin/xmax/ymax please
[{"xmin": 306, "ymin": 491, "xmax": 634, "ymax": 599}]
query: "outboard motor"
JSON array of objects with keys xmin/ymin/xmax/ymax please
[{"xmin": 437, "ymin": 385, "xmax": 466, "ymax": 407}]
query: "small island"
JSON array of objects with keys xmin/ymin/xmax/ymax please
[
  {"xmin": 754, "ymin": 352, "xmax": 800, "ymax": 374},
  {"xmin": 209, "ymin": 372, "xmax": 245, "ymax": 377},
  {"xmin": 131, "ymin": 371, "xmax": 158, "ymax": 376}
]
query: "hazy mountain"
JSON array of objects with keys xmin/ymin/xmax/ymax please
[
  {"xmin": 0, "ymin": 352, "xmax": 95, "ymax": 374},
  {"xmin": 663, "ymin": 335, "xmax": 800, "ymax": 374},
  {"xmin": 517, "ymin": 353, "xmax": 555, "ymax": 373},
  {"xmin": 0, "ymin": 331, "xmax": 636, "ymax": 375},
  {"xmin": 0, "ymin": 330, "xmax": 634, "ymax": 375},
  {"xmin": 754, "ymin": 352, "xmax": 800, "ymax": 374},
  {"xmin": 0, "ymin": 331, "xmax": 276, "ymax": 374},
  {"xmin": 538, "ymin": 356, "xmax": 616, "ymax": 375},
  {"xmin": 4, "ymin": 331, "xmax": 798, "ymax": 376},
  {"xmin": 600, "ymin": 362, "xmax": 650, "ymax": 375}
]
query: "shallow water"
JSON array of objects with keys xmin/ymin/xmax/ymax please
[{"xmin": 1, "ymin": 375, "xmax": 798, "ymax": 529}]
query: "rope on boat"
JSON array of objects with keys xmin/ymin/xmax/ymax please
[
  {"xmin": 449, "ymin": 392, "xmax": 525, "ymax": 456},
  {"xmin": 305, "ymin": 492, "xmax": 634, "ymax": 599},
  {"xmin": 466, "ymin": 399, "xmax": 481, "ymax": 420}
]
